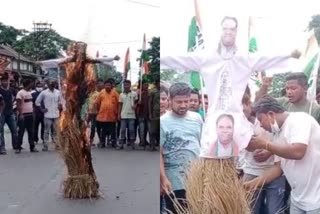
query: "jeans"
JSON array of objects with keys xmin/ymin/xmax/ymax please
[
  {"xmin": 290, "ymin": 201, "xmax": 320, "ymax": 214},
  {"xmin": 243, "ymin": 174, "xmax": 286, "ymax": 214},
  {"xmin": 96, "ymin": 121, "xmax": 116, "ymax": 146},
  {"xmin": 17, "ymin": 113, "xmax": 35, "ymax": 150},
  {"xmin": 164, "ymin": 189, "xmax": 186, "ymax": 214},
  {"xmin": 44, "ymin": 118, "xmax": 58, "ymax": 147},
  {"xmin": 33, "ymin": 113, "xmax": 44, "ymax": 143},
  {"xmin": 160, "ymin": 195, "xmax": 166, "ymax": 214},
  {"xmin": 0, "ymin": 113, "xmax": 18, "ymax": 150},
  {"xmin": 119, "ymin": 119, "xmax": 136, "ymax": 144},
  {"xmin": 138, "ymin": 118, "xmax": 148, "ymax": 144}
]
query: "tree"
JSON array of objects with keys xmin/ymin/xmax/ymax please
[
  {"xmin": 137, "ymin": 36, "xmax": 159, "ymax": 83},
  {"xmin": 0, "ymin": 23, "xmax": 25, "ymax": 46},
  {"xmin": 14, "ymin": 29, "xmax": 72, "ymax": 60},
  {"xmin": 147, "ymin": 37, "xmax": 159, "ymax": 78},
  {"xmin": 0, "ymin": 23, "xmax": 72, "ymax": 61}
]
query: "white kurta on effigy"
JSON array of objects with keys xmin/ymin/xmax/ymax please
[{"xmin": 161, "ymin": 44, "xmax": 292, "ymax": 159}]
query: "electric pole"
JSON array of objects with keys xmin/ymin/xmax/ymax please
[{"xmin": 33, "ymin": 22, "xmax": 52, "ymax": 61}]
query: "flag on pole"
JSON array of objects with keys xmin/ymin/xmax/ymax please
[
  {"xmin": 188, "ymin": 0, "xmax": 204, "ymax": 90},
  {"xmin": 248, "ymin": 16, "xmax": 263, "ymax": 87},
  {"xmin": 140, "ymin": 33, "xmax": 149, "ymax": 75},
  {"xmin": 124, "ymin": 47, "xmax": 130, "ymax": 80},
  {"xmin": 303, "ymin": 32, "xmax": 320, "ymax": 103}
]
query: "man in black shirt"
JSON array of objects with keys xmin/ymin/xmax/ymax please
[
  {"xmin": 32, "ymin": 81, "xmax": 44, "ymax": 145},
  {"xmin": 0, "ymin": 75, "xmax": 18, "ymax": 153}
]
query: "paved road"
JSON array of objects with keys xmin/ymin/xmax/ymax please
[{"xmin": 0, "ymin": 130, "xmax": 160, "ymax": 214}]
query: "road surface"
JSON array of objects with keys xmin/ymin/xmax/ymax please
[{"xmin": 0, "ymin": 129, "xmax": 160, "ymax": 214}]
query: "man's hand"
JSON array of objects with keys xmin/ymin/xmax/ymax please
[
  {"xmin": 254, "ymin": 150, "xmax": 272, "ymax": 162},
  {"xmin": 113, "ymin": 55, "xmax": 120, "ymax": 61},
  {"xmin": 160, "ymin": 177, "xmax": 172, "ymax": 195},
  {"xmin": 261, "ymin": 77, "xmax": 273, "ymax": 87},
  {"xmin": 246, "ymin": 136, "xmax": 267, "ymax": 152},
  {"xmin": 291, "ymin": 49, "xmax": 301, "ymax": 59}
]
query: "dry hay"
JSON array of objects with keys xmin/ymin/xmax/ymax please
[
  {"xmin": 170, "ymin": 158, "xmax": 254, "ymax": 214},
  {"xmin": 57, "ymin": 42, "xmax": 99, "ymax": 199},
  {"xmin": 57, "ymin": 114, "xmax": 99, "ymax": 199}
]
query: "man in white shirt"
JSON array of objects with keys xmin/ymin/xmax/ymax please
[
  {"xmin": 241, "ymin": 91, "xmax": 286, "ymax": 214},
  {"xmin": 161, "ymin": 16, "xmax": 301, "ymax": 157},
  {"xmin": 245, "ymin": 96, "xmax": 320, "ymax": 214},
  {"xmin": 16, "ymin": 79, "xmax": 39, "ymax": 153},
  {"xmin": 36, "ymin": 80, "xmax": 62, "ymax": 151}
]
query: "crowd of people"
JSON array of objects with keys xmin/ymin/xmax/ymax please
[
  {"xmin": 0, "ymin": 72, "xmax": 160, "ymax": 155},
  {"xmin": 86, "ymin": 78, "xmax": 160, "ymax": 151},
  {"xmin": 160, "ymin": 73, "xmax": 320, "ymax": 214},
  {"xmin": 160, "ymin": 16, "xmax": 320, "ymax": 214}
]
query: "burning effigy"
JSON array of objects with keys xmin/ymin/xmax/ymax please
[{"xmin": 57, "ymin": 42, "xmax": 99, "ymax": 199}]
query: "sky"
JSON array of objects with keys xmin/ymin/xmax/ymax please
[
  {"xmin": 1, "ymin": 0, "xmax": 320, "ymax": 83},
  {"xmin": 161, "ymin": 0, "xmax": 320, "ymax": 69},
  {"xmin": 0, "ymin": 0, "xmax": 160, "ymax": 84}
]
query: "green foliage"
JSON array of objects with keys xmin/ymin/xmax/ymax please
[
  {"xmin": 96, "ymin": 64, "xmax": 122, "ymax": 84},
  {"xmin": 268, "ymin": 72, "xmax": 291, "ymax": 98},
  {"xmin": 0, "ymin": 22, "xmax": 72, "ymax": 61},
  {"xmin": 136, "ymin": 36, "xmax": 160, "ymax": 84},
  {"xmin": 0, "ymin": 23, "xmax": 26, "ymax": 46},
  {"xmin": 14, "ymin": 29, "xmax": 72, "ymax": 60}
]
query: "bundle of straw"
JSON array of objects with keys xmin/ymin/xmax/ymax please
[
  {"xmin": 57, "ymin": 42, "xmax": 99, "ymax": 199},
  {"xmin": 172, "ymin": 158, "xmax": 253, "ymax": 214}
]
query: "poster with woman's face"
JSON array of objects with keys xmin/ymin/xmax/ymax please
[{"xmin": 200, "ymin": 110, "xmax": 253, "ymax": 159}]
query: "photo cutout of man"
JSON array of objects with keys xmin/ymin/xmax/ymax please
[{"xmin": 210, "ymin": 114, "xmax": 239, "ymax": 157}]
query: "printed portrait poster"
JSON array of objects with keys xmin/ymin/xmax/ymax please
[{"xmin": 200, "ymin": 110, "xmax": 253, "ymax": 159}]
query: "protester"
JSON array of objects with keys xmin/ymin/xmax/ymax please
[
  {"xmin": 95, "ymin": 79, "xmax": 119, "ymax": 148},
  {"xmin": 136, "ymin": 80, "xmax": 149, "ymax": 148},
  {"xmin": 189, "ymin": 89, "xmax": 200, "ymax": 112},
  {"xmin": 255, "ymin": 72, "xmax": 320, "ymax": 123},
  {"xmin": 16, "ymin": 79, "xmax": 38, "ymax": 153},
  {"xmin": 0, "ymin": 74, "xmax": 18, "ymax": 154},
  {"xmin": 86, "ymin": 79, "xmax": 104, "ymax": 146},
  {"xmin": 32, "ymin": 81, "xmax": 44, "ymax": 145},
  {"xmin": 36, "ymin": 80, "xmax": 62, "ymax": 151},
  {"xmin": 118, "ymin": 80, "xmax": 138, "ymax": 149},
  {"xmin": 245, "ymin": 96, "xmax": 320, "ymax": 213},
  {"xmin": 160, "ymin": 82, "xmax": 202, "ymax": 214},
  {"xmin": 242, "ymin": 90, "xmax": 286, "ymax": 214},
  {"xmin": 148, "ymin": 78, "xmax": 160, "ymax": 150}
]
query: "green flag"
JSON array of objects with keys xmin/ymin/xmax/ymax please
[{"xmin": 188, "ymin": 0, "xmax": 204, "ymax": 90}]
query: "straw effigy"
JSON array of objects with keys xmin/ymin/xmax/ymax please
[
  {"xmin": 171, "ymin": 158, "xmax": 253, "ymax": 214},
  {"xmin": 57, "ymin": 42, "xmax": 100, "ymax": 199}
]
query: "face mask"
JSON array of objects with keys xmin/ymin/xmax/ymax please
[
  {"xmin": 36, "ymin": 87, "xmax": 43, "ymax": 92},
  {"xmin": 269, "ymin": 116, "xmax": 280, "ymax": 134}
]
